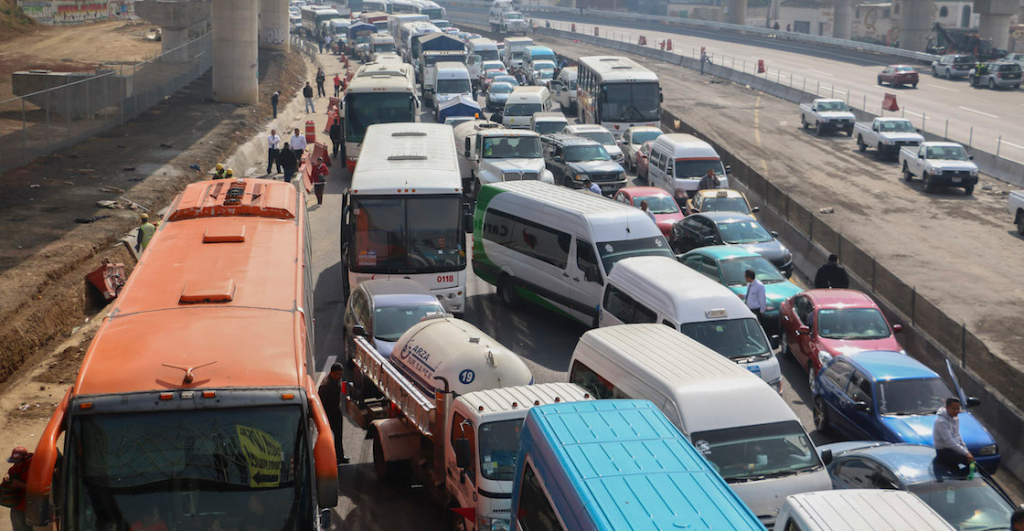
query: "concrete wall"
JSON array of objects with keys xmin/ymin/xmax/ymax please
[
  {"xmin": 778, "ymin": 5, "xmax": 834, "ymax": 36},
  {"xmin": 17, "ymin": 0, "xmax": 135, "ymax": 24}
]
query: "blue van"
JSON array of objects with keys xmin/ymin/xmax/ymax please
[{"xmin": 511, "ymin": 400, "xmax": 765, "ymax": 531}]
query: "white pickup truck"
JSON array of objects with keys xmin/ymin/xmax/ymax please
[
  {"xmin": 1008, "ymin": 190, "xmax": 1024, "ymax": 235},
  {"xmin": 853, "ymin": 117, "xmax": 925, "ymax": 160},
  {"xmin": 899, "ymin": 142, "xmax": 979, "ymax": 195},
  {"xmin": 454, "ymin": 120, "xmax": 554, "ymax": 194},
  {"xmin": 799, "ymin": 99, "xmax": 855, "ymax": 136}
]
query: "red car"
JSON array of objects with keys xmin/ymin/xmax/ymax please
[
  {"xmin": 635, "ymin": 140, "xmax": 653, "ymax": 180},
  {"xmin": 780, "ymin": 289, "xmax": 904, "ymax": 390},
  {"xmin": 878, "ymin": 65, "xmax": 919, "ymax": 88},
  {"xmin": 612, "ymin": 186, "xmax": 683, "ymax": 237}
]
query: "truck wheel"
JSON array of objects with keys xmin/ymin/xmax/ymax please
[
  {"xmin": 498, "ymin": 275, "xmax": 519, "ymax": 308},
  {"xmin": 1017, "ymin": 213, "xmax": 1024, "ymax": 235},
  {"xmin": 815, "ymin": 122, "xmax": 822, "ymax": 137},
  {"xmin": 801, "ymin": 115, "xmax": 808, "ymax": 130},
  {"xmin": 857, "ymin": 136, "xmax": 867, "ymax": 152},
  {"xmin": 876, "ymin": 143, "xmax": 885, "ymax": 160},
  {"xmin": 846, "ymin": 127, "xmax": 854, "ymax": 137},
  {"xmin": 372, "ymin": 433, "xmax": 411, "ymax": 485},
  {"xmin": 963, "ymin": 185, "xmax": 974, "ymax": 195},
  {"xmin": 902, "ymin": 163, "xmax": 912, "ymax": 181},
  {"xmin": 923, "ymin": 173, "xmax": 935, "ymax": 193}
]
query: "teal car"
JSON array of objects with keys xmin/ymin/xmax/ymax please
[{"xmin": 677, "ymin": 246, "xmax": 802, "ymax": 321}]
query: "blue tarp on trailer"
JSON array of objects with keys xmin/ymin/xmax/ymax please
[
  {"xmin": 348, "ymin": 22, "xmax": 377, "ymax": 42},
  {"xmin": 437, "ymin": 95, "xmax": 482, "ymax": 123},
  {"xmin": 417, "ymin": 32, "xmax": 466, "ymax": 52}
]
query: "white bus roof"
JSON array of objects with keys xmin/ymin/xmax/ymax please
[
  {"xmin": 351, "ymin": 123, "xmax": 461, "ymax": 194},
  {"xmin": 783, "ymin": 490, "xmax": 955, "ymax": 531},
  {"xmin": 349, "ymin": 62, "xmax": 415, "ymax": 90},
  {"xmin": 578, "ymin": 55, "xmax": 659, "ymax": 83},
  {"xmin": 459, "ymin": 383, "xmax": 592, "ymax": 416},
  {"xmin": 608, "ymin": 256, "xmax": 752, "ymax": 323}
]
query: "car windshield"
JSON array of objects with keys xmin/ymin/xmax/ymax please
[
  {"xmin": 878, "ymin": 377, "xmax": 954, "ymax": 415},
  {"xmin": 631, "ymin": 131, "xmax": 662, "ymax": 145},
  {"xmin": 953, "ymin": 56, "xmax": 975, "ymax": 64},
  {"xmin": 701, "ymin": 196, "xmax": 751, "ymax": 214},
  {"xmin": 478, "ymin": 419, "xmax": 522, "ymax": 481},
  {"xmin": 344, "ymin": 92, "xmax": 417, "ymax": 143},
  {"xmin": 816, "ymin": 308, "xmax": 891, "ymax": 340},
  {"xmin": 634, "ymin": 195, "xmax": 679, "ymax": 215},
  {"xmin": 564, "ymin": 144, "xmax": 610, "ymax": 162},
  {"xmin": 925, "ymin": 146, "xmax": 969, "ymax": 160},
  {"xmin": 67, "ymin": 406, "xmax": 310, "ymax": 531},
  {"xmin": 534, "ymin": 121, "xmax": 566, "ymax": 135},
  {"xmin": 489, "ymin": 83, "xmax": 513, "ymax": 94},
  {"xmin": 505, "ymin": 12, "xmax": 522, "ymax": 19},
  {"xmin": 680, "ymin": 317, "xmax": 772, "ymax": 359},
  {"xmin": 348, "ymin": 196, "xmax": 466, "ymax": 274},
  {"xmin": 716, "ymin": 219, "xmax": 773, "ymax": 244},
  {"xmin": 495, "ymin": 76, "xmax": 518, "ymax": 85},
  {"xmin": 536, "ymin": 71, "xmax": 554, "ymax": 81},
  {"xmin": 690, "ymin": 421, "xmax": 822, "ymax": 483},
  {"xmin": 505, "ymin": 103, "xmax": 542, "ymax": 117},
  {"xmin": 880, "ymin": 121, "xmax": 916, "ymax": 133},
  {"xmin": 817, "ymin": 101, "xmax": 850, "ymax": 112},
  {"xmin": 675, "ymin": 159, "xmax": 726, "ymax": 179},
  {"xmin": 576, "ymin": 131, "xmax": 615, "ymax": 145},
  {"xmin": 373, "ymin": 304, "xmax": 443, "ymax": 342},
  {"xmin": 482, "ymin": 136, "xmax": 542, "ymax": 158},
  {"xmin": 436, "ymin": 78, "xmax": 471, "ymax": 95},
  {"xmin": 599, "ymin": 82, "xmax": 661, "ymax": 122},
  {"xmin": 374, "ymin": 43, "xmax": 396, "ymax": 52},
  {"xmin": 908, "ymin": 475, "xmax": 1014, "ymax": 531},
  {"xmin": 596, "ymin": 236, "xmax": 673, "ymax": 274},
  {"xmin": 486, "ymin": 71, "xmax": 505, "ymax": 80},
  {"xmin": 720, "ymin": 256, "xmax": 786, "ymax": 286}
]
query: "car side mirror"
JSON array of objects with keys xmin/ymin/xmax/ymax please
[
  {"xmin": 966, "ymin": 396, "xmax": 981, "ymax": 408},
  {"xmin": 702, "ymin": 235, "xmax": 716, "ymax": 244},
  {"xmin": 893, "ymin": 324, "xmax": 903, "ymax": 333},
  {"xmin": 725, "ymin": 165, "xmax": 732, "ymax": 174},
  {"xmin": 916, "ymin": 128, "xmax": 923, "ymax": 134},
  {"xmin": 853, "ymin": 401, "xmax": 870, "ymax": 412},
  {"xmin": 554, "ymin": 155, "xmax": 563, "ymax": 162},
  {"xmin": 969, "ymin": 155, "xmax": 974, "ymax": 160},
  {"xmin": 751, "ymin": 206, "xmax": 760, "ymax": 213},
  {"xmin": 770, "ymin": 230, "xmax": 779, "ymax": 237},
  {"xmin": 821, "ymin": 449, "xmax": 833, "ymax": 465},
  {"xmin": 454, "ymin": 437, "xmax": 472, "ymax": 469},
  {"xmin": 352, "ymin": 324, "xmax": 367, "ymax": 337},
  {"xmin": 797, "ymin": 325, "xmax": 811, "ymax": 336}
]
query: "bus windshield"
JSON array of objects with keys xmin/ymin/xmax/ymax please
[
  {"xmin": 349, "ymin": 195, "xmax": 465, "ymax": 274},
  {"xmin": 599, "ymin": 82, "xmax": 660, "ymax": 122},
  {"xmin": 344, "ymin": 92, "xmax": 417, "ymax": 143},
  {"xmin": 422, "ymin": 8, "xmax": 444, "ymax": 19},
  {"xmin": 67, "ymin": 406, "xmax": 310, "ymax": 531}
]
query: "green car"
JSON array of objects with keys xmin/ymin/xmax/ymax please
[{"xmin": 677, "ymin": 246, "xmax": 803, "ymax": 321}]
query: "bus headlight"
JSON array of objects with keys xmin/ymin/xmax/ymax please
[{"xmin": 477, "ymin": 515, "xmax": 511, "ymax": 531}]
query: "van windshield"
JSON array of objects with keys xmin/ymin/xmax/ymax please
[
  {"xmin": 691, "ymin": 420, "xmax": 822, "ymax": 483},
  {"xmin": 505, "ymin": 103, "xmax": 542, "ymax": 117},
  {"xmin": 679, "ymin": 318, "xmax": 771, "ymax": 360},
  {"xmin": 597, "ymin": 236, "xmax": 673, "ymax": 274},
  {"xmin": 436, "ymin": 78, "xmax": 471, "ymax": 95},
  {"xmin": 478, "ymin": 419, "xmax": 521, "ymax": 481},
  {"xmin": 674, "ymin": 159, "xmax": 726, "ymax": 179}
]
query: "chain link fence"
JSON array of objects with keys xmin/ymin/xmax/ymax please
[{"xmin": 0, "ymin": 32, "xmax": 213, "ymax": 175}]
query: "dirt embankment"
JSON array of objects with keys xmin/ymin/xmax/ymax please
[{"xmin": 0, "ymin": 0, "xmax": 35, "ymax": 43}]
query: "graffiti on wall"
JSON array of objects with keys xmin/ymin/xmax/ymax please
[{"xmin": 17, "ymin": 0, "xmax": 136, "ymax": 25}]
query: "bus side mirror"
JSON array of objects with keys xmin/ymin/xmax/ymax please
[{"xmin": 464, "ymin": 138, "xmax": 472, "ymax": 158}]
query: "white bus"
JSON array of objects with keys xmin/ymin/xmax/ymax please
[
  {"xmin": 342, "ymin": 123, "xmax": 467, "ymax": 315},
  {"xmin": 342, "ymin": 61, "xmax": 419, "ymax": 170},
  {"xmin": 576, "ymin": 55, "xmax": 662, "ymax": 137},
  {"xmin": 361, "ymin": 0, "xmax": 391, "ymax": 13},
  {"xmin": 411, "ymin": 0, "xmax": 445, "ymax": 20}
]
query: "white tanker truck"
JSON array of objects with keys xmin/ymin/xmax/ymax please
[{"xmin": 345, "ymin": 314, "xmax": 592, "ymax": 531}]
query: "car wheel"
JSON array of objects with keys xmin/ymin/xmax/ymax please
[
  {"xmin": 876, "ymin": 143, "xmax": 885, "ymax": 160},
  {"xmin": 815, "ymin": 122, "xmax": 822, "ymax": 137},
  {"xmin": 857, "ymin": 135, "xmax": 866, "ymax": 152},
  {"xmin": 847, "ymin": 127, "xmax": 854, "ymax": 137},
  {"xmin": 932, "ymin": 66, "xmax": 938, "ymax": 77},
  {"xmin": 912, "ymin": 83, "xmax": 918, "ymax": 88},
  {"xmin": 902, "ymin": 162, "xmax": 912, "ymax": 181},
  {"xmin": 923, "ymin": 173, "xmax": 935, "ymax": 193},
  {"xmin": 964, "ymin": 184, "xmax": 974, "ymax": 195},
  {"xmin": 946, "ymin": 68, "xmax": 952, "ymax": 78},
  {"xmin": 813, "ymin": 397, "xmax": 831, "ymax": 434},
  {"xmin": 801, "ymin": 115, "xmax": 808, "ymax": 130},
  {"xmin": 808, "ymin": 362, "xmax": 818, "ymax": 394},
  {"xmin": 877, "ymin": 76, "xmax": 883, "ymax": 85},
  {"xmin": 1017, "ymin": 214, "xmax": 1024, "ymax": 235},
  {"xmin": 562, "ymin": 175, "xmax": 575, "ymax": 188},
  {"xmin": 989, "ymin": 78, "xmax": 997, "ymax": 90},
  {"xmin": 497, "ymin": 275, "xmax": 519, "ymax": 308}
]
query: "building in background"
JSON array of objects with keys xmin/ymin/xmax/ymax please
[{"xmin": 17, "ymin": 0, "xmax": 136, "ymax": 25}]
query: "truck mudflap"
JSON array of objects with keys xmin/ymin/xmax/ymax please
[{"xmin": 369, "ymin": 417, "xmax": 421, "ymax": 463}]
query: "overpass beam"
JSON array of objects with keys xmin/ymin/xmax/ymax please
[
  {"xmin": 213, "ymin": 0, "xmax": 259, "ymax": 104},
  {"xmin": 975, "ymin": 0, "xmax": 1016, "ymax": 50},
  {"xmin": 833, "ymin": 0, "xmax": 853, "ymax": 40},
  {"xmin": 260, "ymin": 0, "xmax": 290, "ymax": 51},
  {"xmin": 899, "ymin": 0, "xmax": 933, "ymax": 51},
  {"xmin": 724, "ymin": 0, "xmax": 746, "ymax": 25}
]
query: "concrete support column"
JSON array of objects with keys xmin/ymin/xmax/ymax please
[
  {"xmin": 213, "ymin": 0, "xmax": 259, "ymax": 105},
  {"xmin": 724, "ymin": 0, "xmax": 747, "ymax": 25},
  {"xmin": 259, "ymin": 0, "xmax": 290, "ymax": 51},
  {"xmin": 975, "ymin": 0, "xmax": 1016, "ymax": 50},
  {"xmin": 135, "ymin": 0, "xmax": 211, "ymax": 63},
  {"xmin": 899, "ymin": 0, "xmax": 933, "ymax": 51},
  {"xmin": 833, "ymin": 0, "xmax": 853, "ymax": 40}
]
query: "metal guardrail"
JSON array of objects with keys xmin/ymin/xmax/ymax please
[{"xmin": 438, "ymin": 0, "xmax": 941, "ymax": 64}]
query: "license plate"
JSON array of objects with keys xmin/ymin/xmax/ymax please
[
  {"xmin": 952, "ymin": 177, "xmax": 962, "ymax": 183},
  {"xmin": 747, "ymin": 365, "xmax": 762, "ymax": 377}
]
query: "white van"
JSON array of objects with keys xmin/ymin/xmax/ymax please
[
  {"xmin": 647, "ymin": 133, "xmax": 730, "ymax": 203},
  {"xmin": 433, "ymin": 61, "xmax": 473, "ymax": 113},
  {"xmin": 501, "ymin": 86, "xmax": 552, "ymax": 129},
  {"xmin": 467, "ymin": 37, "xmax": 501, "ymax": 87},
  {"xmin": 775, "ymin": 490, "xmax": 955, "ymax": 531},
  {"xmin": 567, "ymin": 323, "xmax": 832, "ymax": 528},
  {"xmin": 530, "ymin": 112, "xmax": 568, "ymax": 136},
  {"xmin": 599, "ymin": 256, "xmax": 781, "ymax": 390},
  {"xmin": 472, "ymin": 181, "xmax": 674, "ymax": 326},
  {"xmin": 551, "ymin": 66, "xmax": 577, "ymax": 111}
]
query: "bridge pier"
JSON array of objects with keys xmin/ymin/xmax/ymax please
[
  {"xmin": 135, "ymin": 0, "xmax": 210, "ymax": 63},
  {"xmin": 898, "ymin": 0, "xmax": 933, "ymax": 51},
  {"xmin": 213, "ymin": 0, "xmax": 259, "ymax": 104},
  {"xmin": 724, "ymin": 0, "xmax": 746, "ymax": 25},
  {"xmin": 260, "ymin": 0, "xmax": 291, "ymax": 51},
  {"xmin": 833, "ymin": 0, "xmax": 853, "ymax": 40},
  {"xmin": 975, "ymin": 0, "xmax": 1016, "ymax": 50}
]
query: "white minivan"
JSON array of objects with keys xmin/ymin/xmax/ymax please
[
  {"xmin": 472, "ymin": 181, "xmax": 674, "ymax": 326},
  {"xmin": 501, "ymin": 86, "xmax": 552, "ymax": 129},
  {"xmin": 432, "ymin": 61, "xmax": 473, "ymax": 113},
  {"xmin": 599, "ymin": 255, "xmax": 782, "ymax": 390},
  {"xmin": 567, "ymin": 323, "xmax": 832, "ymax": 528},
  {"xmin": 775, "ymin": 490, "xmax": 955, "ymax": 531},
  {"xmin": 647, "ymin": 133, "xmax": 730, "ymax": 203}
]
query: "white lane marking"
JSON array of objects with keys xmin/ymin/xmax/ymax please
[
  {"xmin": 931, "ymin": 85, "xmax": 959, "ymax": 93},
  {"xmin": 808, "ymin": 69, "xmax": 834, "ymax": 77},
  {"xmin": 904, "ymin": 110, "xmax": 924, "ymax": 118},
  {"xmin": 832, "ymin": 89, "xmax": 847, "ymax": 95},
  {"xmin": 1001, "ymin": 140, "xmax": 1024, "ymax": 150},
  {"xmin": 958, "ymin": 106, "xmax": 999, "ymax": 118}
]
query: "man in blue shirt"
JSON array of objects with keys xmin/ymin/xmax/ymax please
[{"xmin": 585, "ymin": 178, "xmax": 601, "ymax": 195}]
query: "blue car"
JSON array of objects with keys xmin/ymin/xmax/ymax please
[
  {"xmin": 813, "ymin": 351, "xmax": 1000, "ymax": 473},
  {"xmin": 820, "ymin": 442, "xmax": 1016, "ymax": 531}
]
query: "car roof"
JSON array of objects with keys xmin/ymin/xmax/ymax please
[
  {"xmin": 565, "ymin": 124, "xmax": 611, "ymax": 133},
  {"xmin": 695, "ymin": 211, "xmax": 755, "ymax": 223},
  {"xmin": 626, "ymin": 126, "xmax": 662, "ymax": 133},
  {"xmin": 617, "ymin": 186, "xmax": 668, "ymax": 197},
  {"xmin": 358, "ymin": 278, "xmax": 434, "ymax": 297},
  {"xmin": 803, "ymin": 288, "xmax": 878, "ymax": 308},
  {"xmin": 687, "ymin": 246, "xmax": 761, "ymax": 260},
  {"xmin": 842, "ymin": 351, "xmax": 937, "ymax": 382},
  {"xmin": 693, "ymin": 188, "xmax": 744, "ymax": 200},
  {"xmin": 830, "ymin": 443, "xmax": 973, "ymax": 485}
]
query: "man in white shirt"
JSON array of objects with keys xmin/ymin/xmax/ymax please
[
  {"xmin": 639, "ymin": 200, "xmax": 656, "ymax": 223},
  {"xmin": 267, "ymin": 129, "xmax": 282, "ymax": 175},
  {"xmin": 290, "ymin": 128, "xmax": 307, "ymax": 165},
  {"xmin": 934, "ymin": 397, "xmax": 973, "ymax": 466},
  {"xmin": 744, "ymin": 269, "xmax": 767, "ymax": 327}
]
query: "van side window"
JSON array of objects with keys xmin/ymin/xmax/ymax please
[
  {"xmin": 569, "ymin": 360, "xmax": 629, "ymax": 400},
  {"xmin": 517, "ymin": 462, "xmax": 565, "ymax": 531},
  {"xmin": 603, "ymin": 285, "xmax": 655, "ymax": 324},
  {"xmin": 483, "ymin": 208, "xmax": 570, "ymax": 269},
  {"xmin": 576, "ymin": 239, "xmax": 602, "ymax": 285}
]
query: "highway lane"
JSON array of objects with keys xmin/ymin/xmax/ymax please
[{"xmin": 448, "ymin": 9, "xmax": 1024, "ymax": 166}]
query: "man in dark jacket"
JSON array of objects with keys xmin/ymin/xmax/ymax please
[
  {"xmin": 279, "ymin": 142, "xmax": 299, "ymax": 183},
  {"xmin": 318, "ymin": 363, "xmax": 349, "ymax": 464},
  {"xmin": 303, "ymin": 82, "xmax": 315, "ymax": 113},
  {"xmin": 329, "ymin": 118, "xmax": 342, "ymax": 159},
  {"xmin": 270, "ymin": 91, "xmax": 280, "ymax": 118},
  {"xmin": 814, "ymin": 254, "xmax": 850, "ymax": 289}
]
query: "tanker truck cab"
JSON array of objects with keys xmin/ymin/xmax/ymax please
[{"xmin": 454, "ymin": 121, "xmax": 554, "ymax": 194}]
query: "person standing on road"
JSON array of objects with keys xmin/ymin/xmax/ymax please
[
  {"xmin": 267, "ymin": 129, "xmax": 282, "ymax": 175},
  {"xmin": 279, "ymin": 142, "xmax": 299, "ymax": 184},
  {"xmin": 135, "ymin": 213, "xmax": 156, "ymax": 253},
  {"xmin": 934, "ymin": 397, "xmax": 974, "ymax": 467},
  {"xmin": 814, "ymin": 254, "xmax": 850, "ymax": 289},
  {"xmin": 315, "ymin": 68, "xmax": 327, "ymax": 98},
  {"xmin": 700, "ymin": 49, "xmax": 709, "ymax": 75},
  {"xmin": 773, "ymin": 21, "xmax": 780, "ymax": 31},
  {"xmin": 329, "ymin": 118, "xmax": 342, "ymax": 159},
  {"xmin": 697, "ymin": 168, "xmax": 721, "ymax": 190},
  {"xmin": 585, "ymin": 178, "xmax": 601, "ymax": 195},
  {"xmin": 324, "ymin": 35, "xmax": 332, "ymax": 55},
  {"xmin": 311, "ymin": 157, "xmax": 329, "ymax": 205},
  {"xmin": 317, "ymin": 32, "xmax": 324, "ymax": 53},
  {"xmin": 318, "ymin": 363, "xmax": 350, "ymax": 464},
  {"xmin": 333, "ymin": 74, "xmax": 342, "ymax": 97},
  {"xmin": 1011, "ymin": 509, "xmax": 1024, "ymax": 531},
  {"xmin": 640, "ymin": 200, "xmax": 656, "ymax": 223},
  {"xmin": 786, "ymin": 23, "xmax": 791, "ymax": 31},
  {"xmin": 2, "ymin": 447, "xmax": 33, "ymax": 531},
  {"xmin": 290, "ymin": 128, "xmax": 307, "ymax": 163},
  {"xmin": 270, "ymin": 90, "xmax": 280, "ymax": 118},
  {"xmin": 744, "ymin": 269, "xmax": 767, "ymax": 325},
  {"xmin": 303, "ymin": 82, "xmax": 315, "ymax": 113}
]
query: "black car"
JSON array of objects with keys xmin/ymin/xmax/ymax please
[
  {"xmin": 669, "ymin": 212, "xmax": 793, "ymax": 276},
  {"xmin": 540, "ymin": 133, "xmax": 626, "ymax": 195}
]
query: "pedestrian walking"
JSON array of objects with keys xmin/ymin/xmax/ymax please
[
  {"xmin": 334, "ymin": 74, "xmax": 343, "ymax": 97},
  {"xmin": 316, "ymin": 68, "xmax": 327, "ymax": 98},
  {"xmin": 303, "ymin": 82, "xmax": 315, "ymax": 113},
  {"xmin": 585, "ymin": 177, "xmax": 601, "ymax": 195},
  {"xmin": 279, "ymin": 142, "xmax": 299, "ymax": 183},
  {"xmin": 744, "ymin": 269, "xmax": 767, "ymax": 328},
  {"xmin": 814, "ymin": 254, "xmax": 850, "ymax": 289},
  {"xmin": 270, "ymin": 90, "xmax": 280, "ymax": 118},
  {"xmin": 267, "ymin": 129, "xmax": 283, "ymax": 175},
  {"xmin": 697, "ymin": 168, "xmax": 721, "ymax": 190},
  {"xmin": 311, "ymin": 156, "xmax": 329, "ymax": 205},
  {"xmin": 317, "ymin": 33, "xmax": 324, "ymax": 53},
  {"xmin": 213, "ymin": 163, "xmax": 226, "ymax": 180},
  {"xmin": 934, "ymin": 397, "xmax": 974, "ymax": 467},
  {"xmin": 2, "ymin": 446, "xmax": 33, "ymax": 531},
  {"xmin": 1011, "ymin": 509, "xmax": 1024, "ymax": 531},
  {"xmin": 786, "ymin": 23, "xmax": 791, "ymax": 32},
  {"xmin": 329, "ymin": 118, "xmax": 342, "ymax": 159},
  {"xmin": 324, "ymin": 35, "xmax": 332, "ymax": 54},
  {"xmin": 290, "ymin": 128, "xmax": 308, "ymax": 163},
  {"xmin": 318, "ymin": 363, "xmax": 350, "ymax": 464},
  {"xmin": 135, "ymin": 213, "xmax": 157, "ymax": 253}
]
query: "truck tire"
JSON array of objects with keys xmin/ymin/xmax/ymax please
[
  {"xmin": 1017, "ymin": 212, "xmax": 1024, "ymax": 235},
  {"xmin": 801, "ymin": 115, "xmax": 808, "ymax": 130},
  {"xmin": 846, "ymin": 127, "xmax": 854, "ymax": 137},
  {"xmin": 815, "ymin": 122, "xmax": 822, "ymax": 137},
  {"xmin": 372, "ymin": 432, "xmax": 412, "ymax": 485},
  {"xmin": 923, "ymin": 173, "xmax": 935, "ymax": 193},
  {"xmin": 963, "ymin": 185, "xmax": 974, "ymax": 195},
  {"xmin": 857, "ymin": 135, "xmax": 867, "ymax": 152},
  {"xmin": 902, "ymin": 162, "xmax": 912, "ymax": 181},
  {"xmin": 876, "ymin": 143, "xmax": 885, "ymax": 160}
]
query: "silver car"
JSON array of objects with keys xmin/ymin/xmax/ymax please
[
  {"xmin": 968, "ymin": 61, "xmax": 1022, "ymax": 90},
  {"xmin": 343, "ymin": 279, "xmax": 445, "ymax": 363}
]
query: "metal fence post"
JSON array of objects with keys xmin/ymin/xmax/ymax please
[
  {"xmin": 830, "ymin": 85, "xmax": 834, "ymax": 98},
  {"xmin": 968, "ymin": 127, "xmax": 973, "ymax": 149},
  {"xmin": 66, "ymin": 86, "xmax": 71, "ymax": 145},
  {"xmin": 862, "ymin": 95, "xmax": 866, "ymax": 110},
  {"xmin": 961, "ymin": 323, "xmax": 967, "ymax": 367},
  {"xmin": 871, "ymin": 258, "xmax": 876, "ymax": 292},
  {"xmin": 997, "ymin": 135, "xmax": 1002, "ymax": 158},
  {"xmin": 911, "ymin": 286, "xmax": 916, "ymax": 326},
  {"xmin": 944, "ymin": 119, "xmax": 948, "ymax": 139},
  {"xmin": 922, "ymin": 112, "xmax": 926, "ymax": 134},
  {"xmin": 816, "ymin": 81, "xmax": 820, "ymax": 94},
  {"xmin": 45, "ymin": 90, "xmax": 51, "ymax": 153},
  {"xmin": 21, "ymin": 99, "xmax": 27, "ymax": 165}
]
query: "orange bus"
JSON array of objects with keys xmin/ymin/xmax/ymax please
[{"xmin": 26, "ymin": 179, "xmax": 338, "ymax": 531}]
